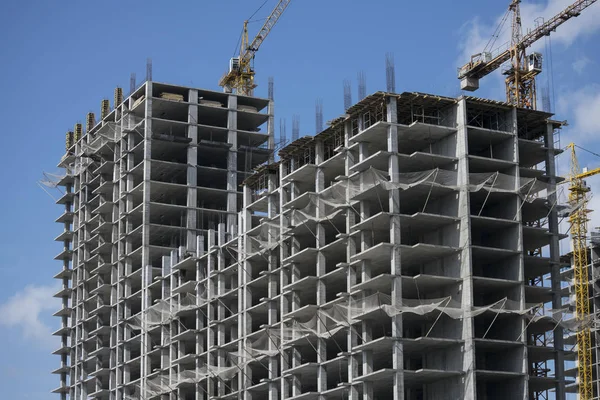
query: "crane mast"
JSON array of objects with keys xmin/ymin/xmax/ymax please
[
  {"xmin": 504, "ymin": 0, "xmax": 539, "ymax": 109},
  {"xmin": 458, "ymin": 0, "xmax": 598, "ymax": 109},
  {"xmin": 567, "ymin": 143, "xmax": 597, "ymax": 400},
  {"xmin": 219, "ymin": 0, "xmax": 291, "ymax": 96}
]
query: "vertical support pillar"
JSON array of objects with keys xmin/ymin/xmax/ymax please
[
  {"xmin": 510, "ymin": 108, "xmax": 529, "ymax": 398},
  {"xmin": 315, "ymin": 140, "xmax": 327, "ymax": 397},
  {"xmin": 217, "ymin": 223, "xmax": 226, "ymax": 396},
  {"xmin": 121, "ymin": 96, "xmax": 137, "ymax": 399},
  {"xmin": 344, "ymin": 122, "xmax": 360, "ymax": 400},
  {"xmin": 286, "ymin": 156, "xmax": 302, "ymax": 398},
  {"xmin": 72, "ymin": 137, "xmax": 84, "ymax": 400},
  {"xmin": 169, "ymin": 251, "xmax": 178, "ymax": 400},
  {"xmin": 456, "ymin": 98, "xmax": 476, "ymax": 400},
  {"xmin": 160, "ymin": 255, "xmax": 171, "ymax": 386},
  {"xmin": 206, "ymin": 229, "xmax": 216, "ymax": 397},
  {"xmin": 267, "ymin": 170, "xmax": 280, "ymax": 400},
  {"xmin": 227, "ymin": 95, "xmax": 238, "ymax": 234},
  {"xmin": 140, "ymin": 81, "xmax": 153, "ymax": 398},
  {"xmin": 544, "ymin": 122, "xmax": 566, "ymax": 400},
  {"xmin": 279, "ymin": 162, "xmax": 291, "ymax": 399},
  {"xmin": 241, "ymin": 186, "xmax": 253, "ymax": 400},
  {"xmin": 195, "ymin": 242, "xmax": 206, "ymax": 400},
  {"xmin": 357, "ymin": 113, "xmax": 373, "ymax": 400},
  {"xmin": 109, "ymin": 109, "xmax": 122, "ymax": 400},
  {"xmin": 386, "ymin": 95, "xmax": 404, "ymax": 400},
  {"xmin": 187, "ymin": 89, "xmax": 199, "ymax": 252},
  {"xmin": 268, "ymin": 98, "xmax": 275, "ymax": 163}
]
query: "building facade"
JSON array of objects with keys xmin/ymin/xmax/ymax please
[
  {"xmin": 54, "ymin": 87, "xmax": 572, "ymax": 400},
  {"xmin": 53, "ymin": 82, "xmax": 273, "ymax": 399}
]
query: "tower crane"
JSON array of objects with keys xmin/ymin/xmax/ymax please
[
  {"xmin": 219, "ymin": 0, "xmax": 292, "ymax": 96},
  {"xmin": 458, "ymin": 0, "xmax": 598, "ymax": 109},
  {"xmin": 565, "ymin": 143, "xmax": 600, "ymax": 400}
]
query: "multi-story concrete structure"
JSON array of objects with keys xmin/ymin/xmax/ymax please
[
  {"xmin": 54, "ymin": 87, "xmax": 573, "ymax": 400},
  {"xmin": 52, "ymin": 81, "xmax": 273, "ymax": 399}
]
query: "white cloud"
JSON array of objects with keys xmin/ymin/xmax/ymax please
[
  {"xmin": 572, "ymin": 56, "xmax": 591, "ymax": 74},
  {"xmin": 556, "ymin": 84, "xmax": 600, "ymax": 145},
  {"xmin": 0, "ymin": 284, "xmax": 60, "ymax": 348},
  {"xmin": 458, "ymin": 0, "xmax": 600, "ymax": 72}
]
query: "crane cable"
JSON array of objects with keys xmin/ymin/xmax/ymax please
[
  {"xmin": 232, "ymin": 26, "xmax": 245, "ymax": 58},
  {"xmin": 573, "ymin": 144, "xmax": 600, "ymax": 160},
  {"xmin": 232, "ymin": 0, "xmax": 271, "ymax": 57},
  {"xmin": 249, "ymin": 0, "xmax": 269, "ymax": 20},
  {"xmin": 484, "ymin": 9, "xmax": 511, "ymax": 54}
]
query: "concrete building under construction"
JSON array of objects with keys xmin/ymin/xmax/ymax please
[{"xmin": 53, "ymin": 82, "xmax": 577, "ymax": 400}]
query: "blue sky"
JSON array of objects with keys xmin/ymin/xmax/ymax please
[{"xmin": 0, "ymin": 0, "xmax": 598, "ymax": 398}]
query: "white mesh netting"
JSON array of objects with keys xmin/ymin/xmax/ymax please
[
  {"xmin": 81, "ymin": 122, "xmax": 121, "ymax": 154},
  {"xmin": 244, "ymin": 222, "xmax": 281, "ymax": 255},
  {"xmin": 128, "ymin": 292, "xmax": 206, "ymax": 330},
  {"xmin": 121, "ymin": 289, "xmax": 590, "ymax": 399},
  {"xmin": 286, "ymin": 167, "xmax": 556, "ymax": 226}
]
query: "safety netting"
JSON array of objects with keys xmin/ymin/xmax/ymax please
[
  {"xmin": 121, "ymin": 290, "xmax": 593, "ymax": 399},
  {"xmin": 128, "ymin": 292, "xmax": 206, "ymax": 330},
  {"xmin": 124, "ymin": 362, "xmax": 242, "ymax": 399},
  {"xmin": 244, "ymin": 222, "xmax": 281, "ymax": 255},
  {"xmin": 285, "ymin": 167, "xmax": 557, "ymax": 226},
  {"xmin": 40, "ymin": 159, "xmax": 95, "ymax": 188},
  {"xmin": 81, "ymin": 122, "xmax": 122, "ymax": 154}
]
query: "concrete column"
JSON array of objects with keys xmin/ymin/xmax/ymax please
[
  {"xmin": 195, "ymin": 246, "xmax": 206, "ymax": 400},
  {"xmin": 160, "ymin": 255, "xmax": 171, "ymax": 380},
  {"xmin": 510, "ymin": 108, "xmax": 529, "ymax": 398},
  {"xmin": 315, "ymin": 140, "xmax": 327, "ymax": 397},
  {"xmin": 140, "ymin": 82, "xmax": 153, "ymax": 397},
  {"xmin": 120, "ymin": 98, "xmax": 136, "ymax": 399},
  {"xmin": 227, "ymin": 95, "xmax": 238, "ymax": 233},
  {"xmin": 350, "ymin": 111, "xmax": 373, "ymax": 400},
  {"xmin": 169, "ymin": 251, "xmax": 178, "ymax": 400},
  {"xmin": 107, "ymin": 128, "xmax": 119, "ymax": 400},
  {"xmin": 268, "ymin": 99, "xmax": 275, "ymax": 163},
  {"xmin": 544, "ymin": 122, "xmax": 565, "ymax": 400},
  {"xmin": 241, "ymin": 187, "xmax": 253, "ymax": 400},
  {"xmin": 279, "ymin": 162, "xmax": 291, "ymax": 399},
  {"xmin": 73, "ymin": 139, "xmax": 84, "ymax": 400},
  {"xmin": 217, "ymin": 223, "xmax": 227, "ymax": 396},
  {"xmin": 187, "ymin": 89, "xmax": 199, "ymax": 251},
  {"xmin": 342, "ymin": 121, "xmax": 360, "ymax": 400},
  {"xmin": 456, "ymin": 99, "xmax": 476, "ymax": 400},
  {"xmin": 386, "ymin": 95, "xmax": 404, "ymax": 400},
  {"xmin": 267, "ymin": 170, "xmax": 279, "ymax": 400},
  {"xmin": 283, "ymin": 155, "xmax": 302, "ymax": 397},
  {"xmin": 206, "ymin": 229, "xmax": 216, "ymax": 397}
]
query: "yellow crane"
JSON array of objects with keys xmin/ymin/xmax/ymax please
[
  {"xmin": 565, "ymin": 143, "xmax": 600, "ymax": 400},
  {"xmin": 458, "ymin": 0, "xmax": 598, "ymax": 109},
  {"xmin": 219, "ymin": 0, "xmax": 292, "ymax": 96}
]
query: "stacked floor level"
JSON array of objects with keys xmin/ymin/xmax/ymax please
[
  {"xmin": 52, "ymin": 81, "xmax": 273, "ymax": 399},
  {"xmin": 160, "ymin": 92, "xmax": 569, "ymax": 400}
]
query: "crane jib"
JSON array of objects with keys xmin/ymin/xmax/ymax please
[
  {"xmin": 460, "ymin": 0, "xmax": 597, "ymax": 80},
  {"xmin": 241, "ymin": 0, "xmax": 292, "ymax": 65}
]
